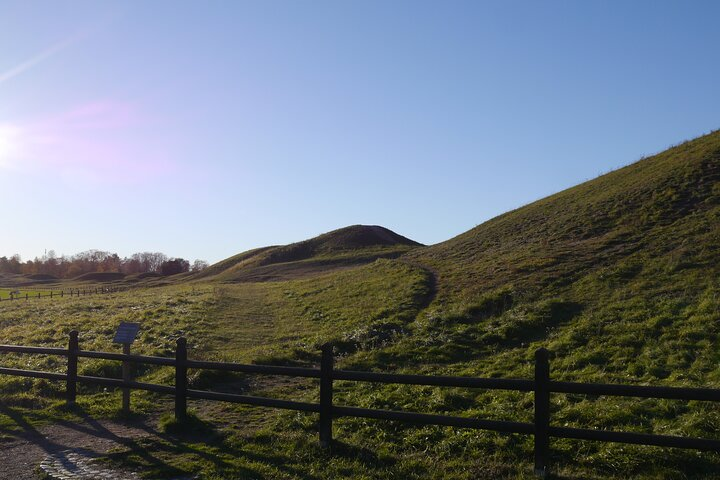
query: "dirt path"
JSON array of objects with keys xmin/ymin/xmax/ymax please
[{"xmin": 0, "ymin": 413, "xmax": 180, "ymax": 479}]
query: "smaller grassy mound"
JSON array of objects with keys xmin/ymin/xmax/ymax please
[
  {"xmin": 260, "ymin": 224, "xmax": 421, "ymax": 264},
  {"xmin": 73, "ymin": 272, "xmax": 126, "ymax": 282},
  {"xmin": 25, "ymin": 274, "xmax": 59, "ymax": 281},
  {"xmin": 0, "ymin": 273, "xmax": 62, "ymax": 288},
  {"xmin": 201, "ymin": 225, "xmax": 424, "ymax": 283}
]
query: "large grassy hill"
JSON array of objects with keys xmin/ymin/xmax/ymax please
[
  {"xmin": 0, "ymin": 131, "xmax": 719, "ymax": 479},
  {"xmin": 410, "ymin": 131, "xmax": 720, "ymax": 308},
  {"xmin": 386, "ymin": 130, "xmax": 720, "ymax": 366}
]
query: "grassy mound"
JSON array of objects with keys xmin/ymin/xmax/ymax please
[
  {"xmin": 25, "ymin": 274, "xmax": 59, "ymax": 281},
  {"xmin": 199, "ymin": 225, "xmax": 423, "ymax": 282},
  {"xmin": 73, "ymin": 272, "xmax": 126, "ymax": 282}
]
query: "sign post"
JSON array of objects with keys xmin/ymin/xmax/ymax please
[{"xmin": 113, "ymin": 322, "xmax": 140, "ymax": 414}]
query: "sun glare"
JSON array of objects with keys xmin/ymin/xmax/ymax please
[{"xmin": 0, "ymin": 125, "xmax": 20, "ymax": 168}]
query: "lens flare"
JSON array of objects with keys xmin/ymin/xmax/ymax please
[{"xmin": 0, "ymin": 124, "xmax": 21, "ymax": 168}]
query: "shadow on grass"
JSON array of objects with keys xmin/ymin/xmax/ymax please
[
  {"xmin": 130, "ymin": 416, "xmax": 324, "ymax": 480},
  {"xmin": 0, "ymin": 403, "xmax": 212, "ymax": 478},
  {"xmin": 0, "ymin": 400, "xmax": 327, "ymax": 479}
]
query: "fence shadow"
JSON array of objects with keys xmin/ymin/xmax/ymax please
[{"xmin": 2, "ymin": 335, "xmax": 720, "ymax": 477}]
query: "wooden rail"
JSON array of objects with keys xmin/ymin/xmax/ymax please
[
  {"xmin": 1, "ymin": 334, "xmax": 719, "ymax": 477},
  {"xmin": 0, "ymin": 286, "xmax": 125, "ymax": 302}
]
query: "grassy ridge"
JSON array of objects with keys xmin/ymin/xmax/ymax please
[{"xmin": 408, "ymin": 132, "xmax": 720, "ymax": 307}]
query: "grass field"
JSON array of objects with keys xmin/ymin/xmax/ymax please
[
  {"xmin": 0, "ymin": 132, "xmax": 719, "ymax": 478},
  {"xmin": 0, "ymin": 262, "xmax": 464, "ymax": 479},
  {"xmin": 1, "ymin": 272, "xmax": 719, "ymax": 478}
]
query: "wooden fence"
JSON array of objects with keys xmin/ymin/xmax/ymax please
[
  {"xmin": 1, "ymin": 332, "xmax": 720, "ymax": 477},
  {"xmin": 0, "ymin": 286, "xmax": 124, "ymax": 302}
]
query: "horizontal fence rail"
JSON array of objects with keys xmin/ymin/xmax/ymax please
[
  {"xmin": 0, "ymin": 367, "xmax": 67, "ymax": 381},
  {"xmin": 187, "ymin": 389, "xmax": 321, "ymax": 412},
  {"xmin": 549, "ymin": 426, "xmax": 720, "ymax": 452},
  {"xmin": 0, "ymin": 286, "xmax": 126, "ymax": 302},
  {"xmin": 78, "ymin": 350, "xmax": 177, "ymax": 366},
  {"xmin": 0, "ymin": 345, "xmax": 68, "ymax": 355},
  {"xmin": 1, "ymin": 335, "xmax": 719, "ymax": 477},
  {"xmin": 186, "ymin": 359, "xmax": 321, "ymax": 378},
  {"xmin": 332, "ymin": 369, "xmax": 535, "ymax": 391},
  {"xmin": 550, "ymin": 380, "xmax": 720, "ymax": 402},
  {"xmin": 333, "ymin": 405, "xmax": 535, "ymax": 434}
]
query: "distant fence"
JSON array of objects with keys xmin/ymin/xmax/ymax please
[
  {"xmin": 1, "ymin": 333, "xmax": 719, "ymax": 477},
  {"xmin": 0, "ymin": 286, "xmax": 125, "ymax": 302}
]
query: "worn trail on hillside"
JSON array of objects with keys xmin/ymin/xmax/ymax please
[{"xmin": 203, "ymin": 285, "xmax": 280, "ymax": 357}]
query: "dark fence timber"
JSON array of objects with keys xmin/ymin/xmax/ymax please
[
  {"xmin": 0, "ymin": 285, "xmax": 126, "ymax": 303},
  {"xmin": 0, "ymin": 335, "xmax": 719, "ymax": 477}
]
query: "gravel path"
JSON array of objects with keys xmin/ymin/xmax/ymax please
[{"xmin": 0, "ymin": 414, "xmax": 173, "ymax": 479}]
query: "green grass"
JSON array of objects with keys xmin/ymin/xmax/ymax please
[{"xmin": 0, "ymin": 131, "xmax": 719, "ymax": 478}]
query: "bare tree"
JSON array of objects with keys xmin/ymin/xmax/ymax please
[{"xmin": 191, "ymin": 259, "xmax": 209, "ymax": 272}]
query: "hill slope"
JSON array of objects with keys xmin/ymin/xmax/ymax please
[
  {"xmin": 354, "ymin": 130, "xmax": 720, "ymax": 390},
  {"xmin": 408, "ymin": 130, "xmax": 720, "ymax": 312}
]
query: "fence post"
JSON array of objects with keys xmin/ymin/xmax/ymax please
[
  {"xmin": 122, "ymin": 343, "xmax": 132, "ymax": 414},
  {"xmin": 534, "ymin": 348, "xmax": 550, "ymax": 477},
  {"xmin": 175, "ymin": 337, "xmax": 188, "ymax": 421},
  {"xmin": 319, "ymin": 344, "xmax": 334, "ymax": 448},
  {"xmin": 67, "ymin": 331, "xmax": 79, "ymax": 407}
]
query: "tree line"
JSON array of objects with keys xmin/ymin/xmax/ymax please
[{"xmin": 0, "ymin": 250, "xmax": 209, "ymax": 278}]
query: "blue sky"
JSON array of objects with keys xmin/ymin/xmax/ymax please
[{"xmin": 1, "ymin": 1, "xmax": 718, "ymax": 264}]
